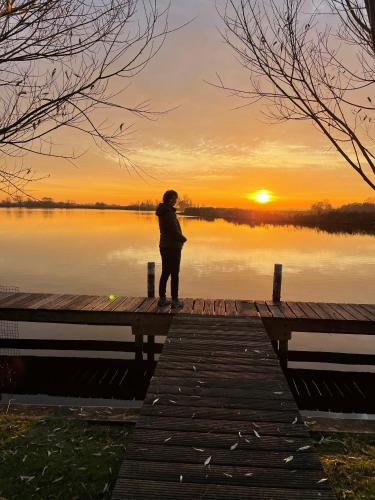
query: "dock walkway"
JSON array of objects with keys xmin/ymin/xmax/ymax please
[{"xmin": 112, "ymin": 315, "xmax": 335, "ymax": 499}]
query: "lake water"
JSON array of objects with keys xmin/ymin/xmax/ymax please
[{"xmin": 0, "ymin": 208, "xmax": 374, "ymax": 355}]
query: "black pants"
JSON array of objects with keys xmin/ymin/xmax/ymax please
[{"xmin": 159, "ymin": 247, "xmax": 181, "ymax": 300}]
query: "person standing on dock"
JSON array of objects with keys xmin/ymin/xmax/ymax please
[{"xmin": 156, "ymin": 190, "xmax": 187, "ymax": 309}]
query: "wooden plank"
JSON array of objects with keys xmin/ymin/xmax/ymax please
[
  {"xmin": 286, "ymin": 302, "xmax": 310, "ymax": 319},
  {"xmin": 353, "ymin": 304, "xmax": 375, "ymax": 321},
  {"xmin": 339, "ymin": 303, "xmax": 371, "ymax": 321},
  {"xmin": 142, "ymin": 405, "xmax": 299, "ymax": 424},
  {"xmin": 136, "ymin": 415, "xmax": 309, "ymax": 437},
  {"xmin": 149, "ymin": 374, "xmax": 289, "ymax": 393},
  {"xmin": 305, "ymin": 302, "xmax": 330, "ymax": 320},
  {"xmin": 53, "ymin": 294, "xmax": 84, "ymax": 310},
  {"xmin": 3, "ymin": 292, "xmax": 50, "ymax": 309},
  {"xmin": 255, "ymin": 301, "xmax": 273, "ymax": 318},
  {"xmin": 81, "ymin": 295, "xmax": 109, "ymax": 311},
  {"xmin": 118, "ymin": 461, "xmax": 330, "ymax": 490},
  {"xmin": 235, "ymin": 300, "xmax": 259, "ymax": 317},
  {"xmin": 61, "ymin": 294, "xmax": 97, "ymax": 311},
  {"xmin": 113, "ymin": 479, "xmax": 335, "ymax": 500},
  {"xmin": 39, "ymin": 294, "xmax": 79, "ymax": 310},
  {"xmin": 132, "ymin": 429, "xmax": 310, "ymax": 452},
  {"xmin": 154, "ymin": 367, "xmax": 284, "ymax": 382},
  {"xmin": 278, "ymin": 301, "xmax": 297, "ymax": 319},
  {"xmin": 177, "ymin": 298, "xmax": 194, "ymax": 315},
  {"xmin": 318, "ymin": 302, "xmax": 347, "ymax": 321},
  {"xmin": 192, "ymin": 298, "xmax": 205, "ymax": 315},
  {"xmin": 119, "ymin": 297, "xmax": 146, "ymax": 312},
  {"xmin": 100, "ymin": 295, "xmax": 128, "ymax": 312},
  {"xmin": 203, "ymin": 299, "xmax": 215, "ymax": 316},
  {"xmin": 153, "ymin": 359, "xmax": 282, "ymax": 375},
  {"xmin": 137, "ymin": 298, "xmax": 158, "ymax": 313},
  {"xmin": 361, "ymin": 304, "xmax": 375, "ymax": 319},
  {"xmin": 225, "ymin": 299, "xmax": 237, "ymax": 316},
  {"xmin": 145, "ymin": 392, "xmax": 298, "ymax": 411},
  {"xmin": 125, "ymin": 443, "xmax": 321, "ymax": 469},
  {"xmin": 0, "ymin": 292, "xmax": 33, "ymax": 308},
  {"xmin": 214, "ymin": 299, "xmax": 226, "ymax": 316},
  {"xmin": 265, "ymin": 301, "xmax": 285, "ymax": 318},
  {"xmin": 296, "ymin": 302, "xmax": 320, "ymax": 319},
  {"xmin": 148, "ymin": 383, "xmax": 293, "ymax": 402}
]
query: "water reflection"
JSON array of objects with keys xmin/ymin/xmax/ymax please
[{"xmin": 0, "ymin": 208, "xmax": 373, "ymax": 303}]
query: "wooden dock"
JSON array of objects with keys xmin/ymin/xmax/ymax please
[
  {"xmin": 0, "ymin": 291, "xmax": 373, "ymax": 333},
  {"xmin": 1, "ymin": 291, "xmax": 374, "ymax": 498},
  {"xmin": 112, "ymin": 315, "xmax": 335, "ymax": 499}
]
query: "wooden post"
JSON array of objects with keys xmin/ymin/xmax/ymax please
[
  {"xmin": 279, "ymin": 339, "xmax": 288, "ymax": 370},
  {"xmin": 147, "ymin": 262, "xmax": 155, "ymax": 362},
  {"xmin": 272, "ymin": 263, "xmax": 283, "ymax": 303},
  {"xmin": 147, "ymin": 262, "xmax": 155, "ymax": 298},
  {"xmin": 132, "ymin": 323, "xmax": 143, "ymax": 361},
  {"xmin": 147, "ymin": 335, "xmax": 155, "ymax": 363}
]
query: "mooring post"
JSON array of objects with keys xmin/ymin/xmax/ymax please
[
  {"xmin": 272, "ymin": 263, "xmax": 283, "ymax": 303},
  {"xmin": 133, "ymin": 321, "xmax": 143, "ymax": 361},
  {"xmin": 147, "ymin": 261, "xmax": 155, "ymax": 362},
  {"xmin": 147, "ymin": 262, "xmax": 155, "ymax": 298}
]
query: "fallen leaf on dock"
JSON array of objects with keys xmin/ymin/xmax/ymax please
[
  {"xmin": 223, "ymin": 473, "xmax": 233, "ymax": 478},
  {"xmin": 230, "ymin": 442, "xmax": 239, "ymax": 450},
  {"xmin": 317, "ymin": 478, "xmax": 328, "ymax": 483},
  {"xmin": 204, "ymin": 456, "xmax": 212, "ymax": 466},
  {"xmin": 297, "ymin": 445, "xmax": 311, "ymax": 451},
  {"xmin": 20, "ymin": 476, "xmax": 34, "ymax": 482},
  {"xmin": 292, "ymin": 417, "xmax": 298, "ymax": 424},
  {"xmin": 179, "ymin": 475, "xmax": 183, "ymax": 483},
  {"xmin": 284, "ymin": 455, "xmax": 294, "ymax": 463},
  {"xmin": 274, "ymin": 391, "xmax": 283, "ymax": 395},
  {"xmin": 152, "ymin": 398, "xmax": 159, "ymax": 406},
  {"xmin": 253, "ymin": 429, "xmax": 261, "ymax": 438},
  {"xmin": 169, "ymin": 400, "xmax": 177, "ymax": 404},
  {"xmin": 193, "ymin": 365, "xmax": 197, "ymax": 371},
  {"xmin": 164, "ymin": 437, "xmax": 172, "ymax": 443},
  {"xmin": 245, "ymin": 472, "xmax": 253, "ymax": 477}
]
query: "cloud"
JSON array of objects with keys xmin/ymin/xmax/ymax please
[{"xmin": 116, "ymin": 138, "xmax": 344, "ymax": 177}]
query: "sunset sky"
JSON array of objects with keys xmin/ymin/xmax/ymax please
[{"xmin": 25, "ymin": 0, "xmax": 373, "ymax": 209}]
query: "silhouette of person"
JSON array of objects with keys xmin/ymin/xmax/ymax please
[{"xmin": 156, "ymin": 190, "xmax": 187, "ymax": 308}]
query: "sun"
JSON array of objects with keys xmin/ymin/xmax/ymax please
[{"xmin": 248, "ymin": 189, "xmax": 273, "ymax": 204}]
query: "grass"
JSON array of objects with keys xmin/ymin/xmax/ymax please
[
  {"xmin": 0, "ymin": 415, "xmax": 132, "ymax": 499},
  {"xmin": 0, "ymin": 416, "xmax": 374, "ymax": 499},
  {"xmin": 313, "ymin": 432, "xmax": 375, "ymax": 499}
]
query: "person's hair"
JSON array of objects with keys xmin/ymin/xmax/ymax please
[{"xmin": 163, "ymin": 190, "xmax": 178, "ymax": 203}]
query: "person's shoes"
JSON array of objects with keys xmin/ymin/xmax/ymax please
[
  {"xmin": 171, "ymin": 299, "xmax": 183, "ymax": 309},
  {"xmin": 158, "ymin": 297, "xmax": 171, "ymax": 307}
]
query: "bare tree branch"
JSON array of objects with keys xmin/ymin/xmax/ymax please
[
  {"xmin": 0, "ymin": 0, "xmax": 171, "ymax": 197},
  {"xmin": 218, "ymin": 0, "xmax": 375, "ymax": 190}
]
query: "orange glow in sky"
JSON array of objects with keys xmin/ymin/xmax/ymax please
[{"xmin": 20, "ymin": 1, "xmax": 373, "ymax": 209}]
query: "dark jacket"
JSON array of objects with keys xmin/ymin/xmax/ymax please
[{"xmin": 156, "ymin": 202, "xmax": 187, "ymax": 249}]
